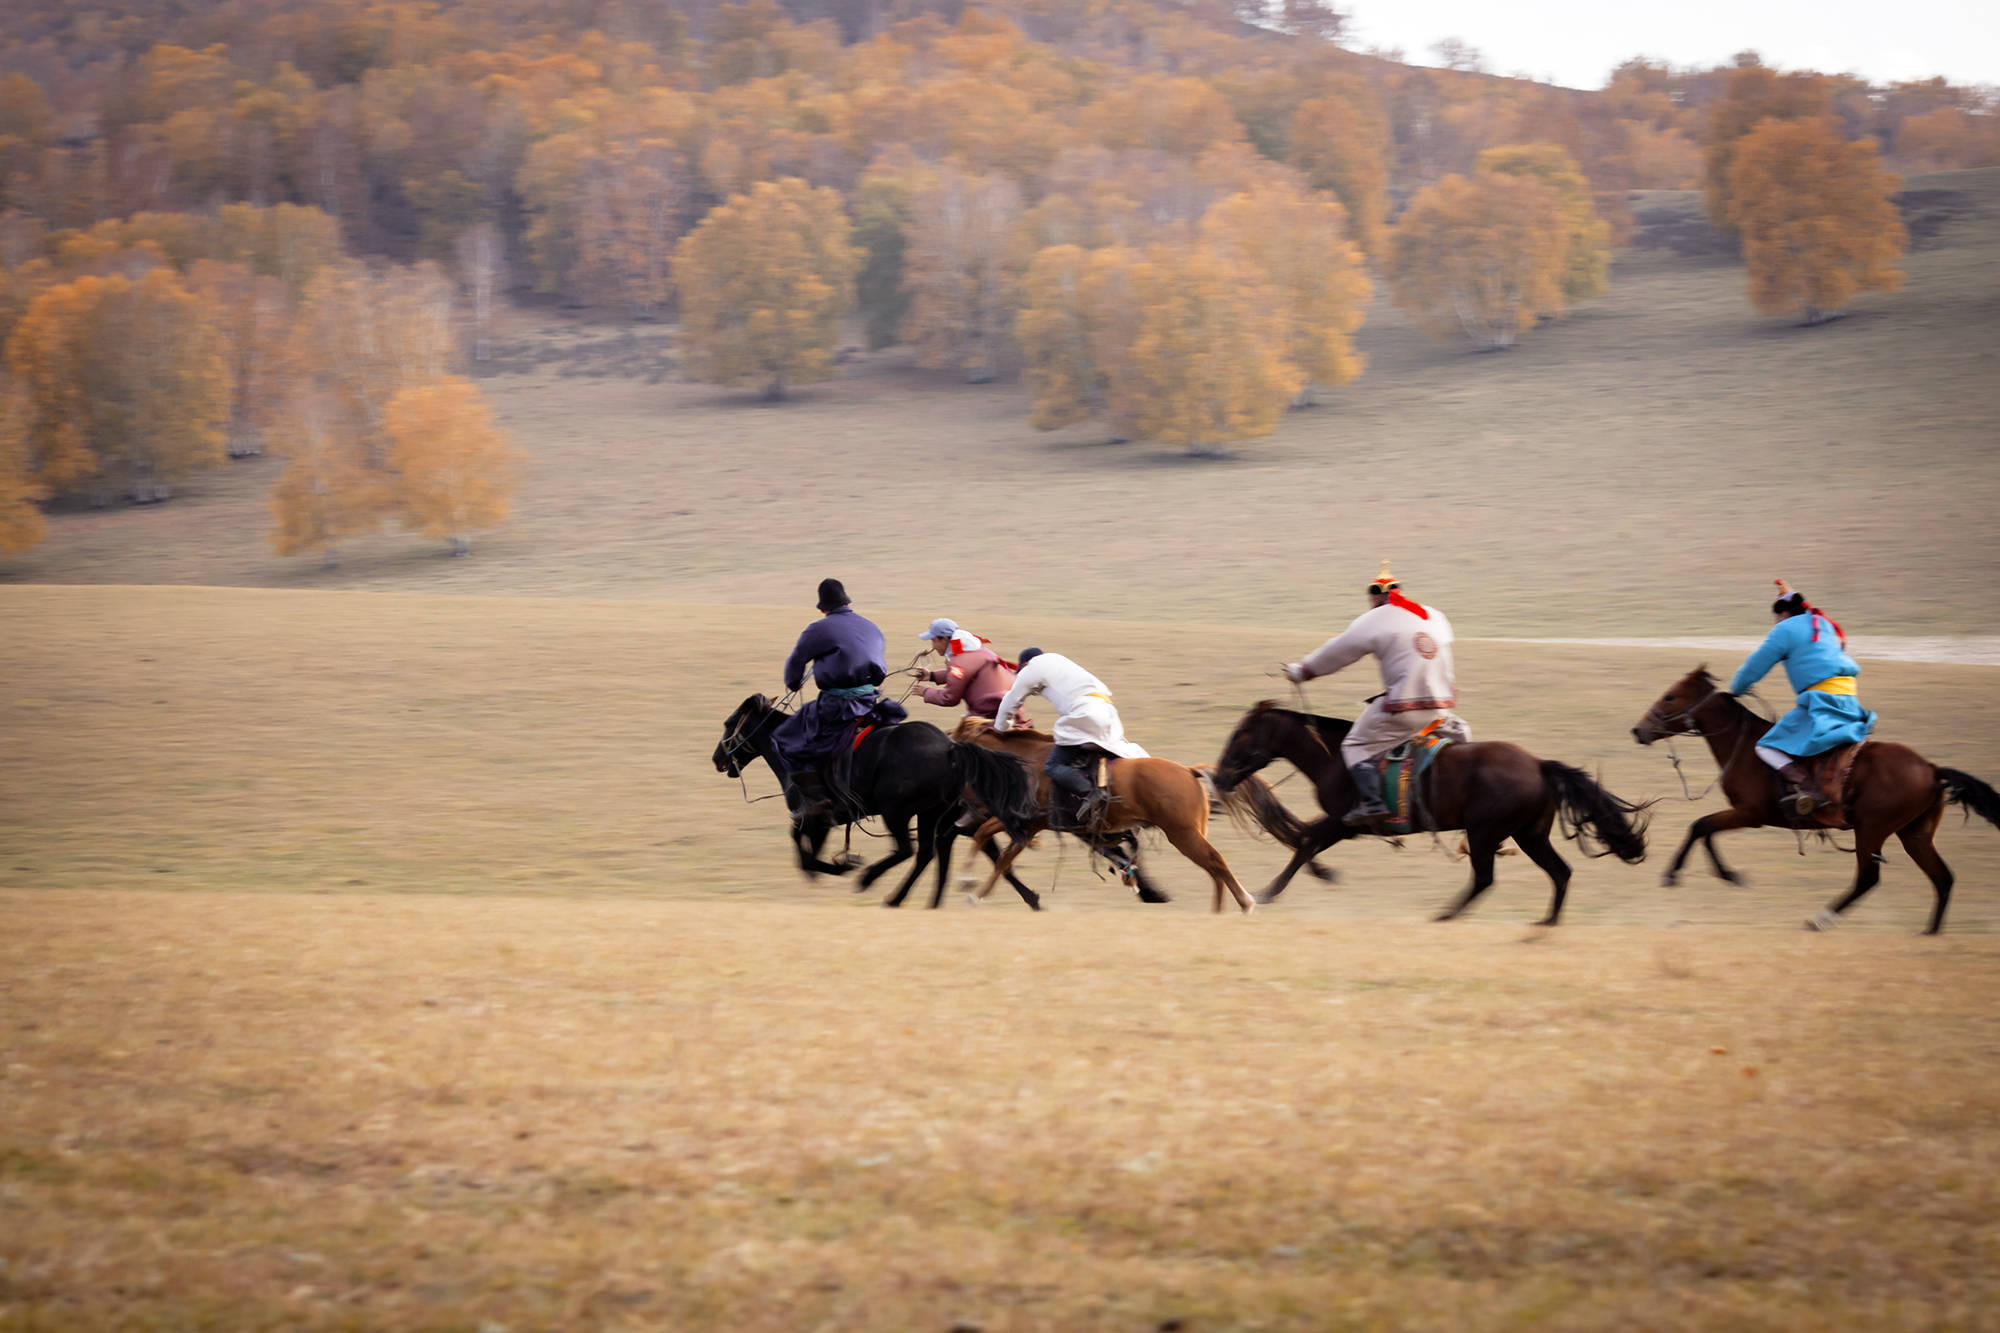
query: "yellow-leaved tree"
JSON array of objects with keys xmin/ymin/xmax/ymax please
[
  {"xmin": 266, "ymin": 396, "xmax": 384, "ymax": 568},
  {"xmin": 1017, "ymin": 243, "xmax": 1113, "ymax": 434},
  {"xmin": 1475, "ymin": 143, "xmax": 1612, "ymax": 306},
  {"xmin": 383, "ymin": 375, "xmax": 519, "ymax": 556},
  {"xmin": 1727, "ymin": 117, "xmax": 1906, "ymax": 325},
  {"xmin": 900, "ymin": 165, "xmax": 1022, "ymax": 383},
  {"xmin": 4, "ymin": 269, "xmax": 230, "ymax": 501},
  {"xmin": 671, "ymin": 177, "xmax": 858, "ymax": 401},
  {"xmin": 0, "ymin": 388, "xmax": 46, "ymax": 555},
  {"xmin": 1386, "ymin": 172, "xmax": 1570, "ymax": 351},
  {"xmin": 1199, "ymin": 180, "xmax": 1371, "ymax": 400},
  {"xmin": 1286, "ymin": 81, "xmax": 1390, "ymax": 259}
]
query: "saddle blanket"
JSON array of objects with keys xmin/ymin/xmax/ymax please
[{"xmin": 1369, "ymin": 719, "xmax": 1458, "ymax": 835}]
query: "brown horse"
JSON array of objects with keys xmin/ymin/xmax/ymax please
[
  {"xmin": 1210, "ymin": 702, "xmax": 1651, "ymax": 924},
  {"xmin": 1633, "ymin": 666, "xmax": 2000, "ymax": 933},
  {"xmin": 949, "ymin": 721, "xmax": 1258, "ymax": 914}
]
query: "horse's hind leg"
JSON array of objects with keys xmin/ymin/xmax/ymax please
[
  {"xmin": 1894, "ymin": 800, "xmax": 1953, "ymax": 935},
  {"xmin": 864, "ymin": 816, "xmax": 916, "ymax": 900},
  {"xmin": 1436, "ymin": 828, "xmax": 1501, "ymax": 921},
  {"xmin": 1162, "ymin": 826, "xmax": 1254, "ymax": 915},
  {"xmin": 1511, "ymin": 822, "xmax": 1573, "ymax": 927},
  {"xmin": 1810, "ymin": 824, "xmax": 1892, "ymax": 931}
]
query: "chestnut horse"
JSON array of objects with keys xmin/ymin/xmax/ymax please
[
  {"xmin": 1633, "ymin": 666, "xmax": 2000, "ymax": 933},
  {"xmin": 949, "ymin": 721, "xmax": 1258, "ymax": 914},
  {"xmin": 1210, "ymin": 702, "xmax": 1651, "ymax": 925}
]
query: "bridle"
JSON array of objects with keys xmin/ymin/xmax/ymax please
[{"xmin": 1644, "ymin": 683, "xmax": 1768, "ymax": 802}]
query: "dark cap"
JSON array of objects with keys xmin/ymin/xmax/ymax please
[{"xmin": 816, "ymin": 578, "xmax": 851, "ymax": 612}]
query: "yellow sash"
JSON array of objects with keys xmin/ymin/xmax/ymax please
[{"xmin": 1808, "ymin": 676, "xmax": 1858, "ymax": 696}]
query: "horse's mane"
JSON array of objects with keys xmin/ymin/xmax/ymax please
[{"xmin": 1250, "ymin": 699, "xmax": 1353, "ymax": 741}]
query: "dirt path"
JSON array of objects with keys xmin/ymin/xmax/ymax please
[{"xmin": 1484, "ymin": 636, "xmax": 2000, "ymax": 667}]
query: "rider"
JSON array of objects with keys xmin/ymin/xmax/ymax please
[
  {"xmin": 914, "ymin": 618, "xmax": 1022, "ymax": 724},
  {"xmin": 771, "ymin": 579, "xmax": 901, "ymax": 817},
  {"xmin": 1283, "ymin": 560, "xmax": 1464, "ymax": 825},
  {"xmin": 1727, "ymin": 579, "xmax": 1876, "ymax": 815},
  {"xmin": 992, "ymin": 646, "xmax": 1148, "ymax": 830}
]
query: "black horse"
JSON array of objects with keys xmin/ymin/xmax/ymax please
[
  {"xmin": 713, "ymin": 694, "xmax": 1042, "ymax": 909},
  {"xmin": 1211, "ymin": 702, "xmax": 1651, "ymax": 924}
]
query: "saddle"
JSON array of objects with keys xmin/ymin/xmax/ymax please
[
  {"xmin": 1366, "ymin": 720, "xmax": 1458, "ymax": 836},
  {"xmin": 1788, "ymin": 742, "xmax": 1867, "ymax": 830}
]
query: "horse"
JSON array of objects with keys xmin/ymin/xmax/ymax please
[
  {"xmin": 1632, "ymin": 666, "xmax": 2000, "ymax": 933},
  {"xmin": 711, "ymin": 694, "xmax": 1042, "ymax": 910},
  {"xmin": 1209, "ymin": 702, "xmax": 1651, "ymax": 924},
  {"xmin": 948, "ymin": 721, "xmax": 1258, "ymax": 914}
]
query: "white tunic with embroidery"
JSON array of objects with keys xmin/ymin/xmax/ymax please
[
  {"xmin": 1296, "ymin": 601, "xmax": 1463, "ymax": 764},
  {"xmin": 993, "ymin": 653, "xmax": 1150, "ymax": 758}
]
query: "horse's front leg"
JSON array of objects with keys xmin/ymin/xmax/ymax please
[
  {"xmin": 1809, "ymin": 825, "xmax": 1892, "ymax": 932},
  {"xmin": 1663, "ymin": 807, "xmax": 1761, "ymax": 887},
  {"xmin": 1258, "ymin": 817, "xmax": 1346, "ymax": 904},
  {"xmin": 794, "ymin": 816, "xmax": 855, "ymax": 878}
]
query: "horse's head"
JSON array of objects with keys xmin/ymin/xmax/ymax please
[
  {"xmin": 1212, "ymin": 700, "xmax": 1287, "ymax": 792},
  {"xmin": 951, "ymin": 715, "xmax": 992, "ymax": 743},
  {"xmin": 714, "ymin": 693, "xmax": 776, "ymax": 777},
  {"xmin": 1632, "ymin": 666, "xmax": 1715, "ymax": 745}
]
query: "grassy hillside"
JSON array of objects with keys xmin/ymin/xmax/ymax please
[{"xmin": 5, "ymin": 171, "xmax": 1997, "ymax": 637}]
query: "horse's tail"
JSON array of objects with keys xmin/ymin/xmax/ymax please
[
  {"xmin": 1541, "ymin": 760, "xmax": 1652, "ymax": 864},
  {"xmin": 1938, "ymin": 767, "xmax": 2000, "ymax": 831},
  {"xmin": 1216, "ymin": 771, "xmax": 1314, "ymax": 848},
  {"xmin": 949, "ymin": 742, "xmax": 1041, "ymax": 834}
]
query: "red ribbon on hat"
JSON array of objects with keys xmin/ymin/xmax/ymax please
[{"xmin": 1776, "ymin": 578, "xmax": 1844, "ymax": 647}]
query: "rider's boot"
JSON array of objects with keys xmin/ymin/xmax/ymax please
[
  {"xmin": 1044, "ymin": 754, "xmax": 1096, "ymax": 831},
  {"xmin": 1777, "ymin": 761, "xmax": 1827, "ymax": 816},
  {"xmin": 787, "ymin": 769, "xmax": 837, "ymax": 822},
  {"xmin": 1344, "ymin": 760, "xmax": 1388, "ymax": 826}
]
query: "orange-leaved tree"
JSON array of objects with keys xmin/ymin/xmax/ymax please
[
  {"xmin": 671, "ymin": 177, "xmax": 857, "ymax": 401},
  {"xmin": 0, "ymin": 388, "xmax": 46, "ymax": 555},
  {"xmin": 1286, "ymin": 81, "xmax": 1390, "ymax": 259},
  {"xmin": 1475, "ymin": 143, "xmax": 1612, "ymax": 306},
  {"xmin": 383, "ymin": 375, "xmax": 520, "ymax": 556},
  {"xmin": 1702, "ymin": 64, "xmax": 1833, "ymax": 234},
  {"xmin": 1386, "ymin": 172, "xmax": 1569, "ymax": 351},
  {"xmin": 1726, "ymin": 117, "xmax": 1906, "ymax": 325},
  {"xmin": 1199, "ymin": 179, "xmax": 1371, "ymax": 400},
  {"xmin": 1017, "ymin": 243, "xmax": 1111, "ymax": 434},
  {"xmin": 266, "ymin": 395, "xmax": 384, "ymax": 568},
  {"xmin": 4, "ymin": 268, "xmax": 230, "ymax": 501}
]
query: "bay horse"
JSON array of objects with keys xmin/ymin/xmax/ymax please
[
  {"xmin": 949, "ymin": 722, "xmax": 1258, "ymax": 914},
  {"xmin": 1633, "ymin": 666, "xmax": 2000, "ymax": 933},
  {"xmin": 712, "ymin": 694, "xmax": 1042, "ymax": 910},
  {"xmin": 1210, "ymin": 702, "xmax": 1651, "ymax": 924}
]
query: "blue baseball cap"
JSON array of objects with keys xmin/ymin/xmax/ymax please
[{"xmin": 919, "ymin": 618, "xmax": 958, "ymax": 641}]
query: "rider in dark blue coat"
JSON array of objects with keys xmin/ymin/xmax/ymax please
[{"xmin": 771, "ymin": 579, "xmax": 902, "ymax": 812}]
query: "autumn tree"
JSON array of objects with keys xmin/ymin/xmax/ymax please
[
  {"xmin": 185, "ymin": 259, "xmax": 292, "ymax": 456},
  {"xmin": 900, "ymin": 166, "xmax": 1021, "ymax": 383},
  {"xmin": 1199, "ymin": 179, "xmax": 1370, "ymax": 398},
  {"xmin": 454, "ymin": 221, "xmax": 506, "ymax": 362},
  {"xmin": 1727, "ymin": 117, "xmax": 1905, "ymax": 325},
  {"xmin": 4, "ymin": 269, "xmax": 230, "ymax": 501},
  {"xmin": 383, "ymin": 375, "xmax": 519, "ymax": 556},
  {"xmin": 0, "ymin": 389, "xmax": 46, "ymax": 555},
  {"xmin": 266, "ymin": 395, "xmax": 382, "ymax": 567},
  {"xmin": 1017, "ymin": 243, "xmax": 1115, "ymax": 434},
  {"xmin": 1287, "ymin": 82, "xmax": 1390, "ymax": 258},
  {"xmin": 1702, "ymin": 64, "xmax": 1833, "ymax": 233},
  {"xmin": 1475, "ymin": 143, "xmax": 1612, "ymax": 305},
  {"xmin": 671, "ymin": 177, "xmax": 858, "ymax": 401},
  {"xmin": 1386, "ymin": 172, "xmax": 1569, "ymax": 350}
]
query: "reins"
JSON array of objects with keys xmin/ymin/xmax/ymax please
[{"xmin": 1648, "ymin": 686, "xmax": 1774, "ymax": 802}]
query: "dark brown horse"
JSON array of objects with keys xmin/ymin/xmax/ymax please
[
  {"xmin": 1633, "ymin": 666, "xmax": 2000, "ymax": 933},
  {"xmin": 1211, "ymin": 702, "xmax": 1651, "ymax": 924}
]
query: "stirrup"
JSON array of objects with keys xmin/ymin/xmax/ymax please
[{"xmin": 1344, "ymin": 803, "xmax": 1386, "ymax": 827}]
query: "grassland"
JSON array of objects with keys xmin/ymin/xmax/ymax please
[
  {"xmin": 4, "ymin": 172, "xmax": 1999, "ymax": 1329},
  {"xmin": 4, "ymin": 173, "xmax": 1999, "ymax": 635}
]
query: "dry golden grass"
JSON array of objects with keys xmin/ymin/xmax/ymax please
[
  {"xmin": 5, "ymin": 172, "xmax": 1999, "ymax": 637},
  {"xmin": 3, "ymin": 890, "xmax": 1998, "ymax": 1331}
]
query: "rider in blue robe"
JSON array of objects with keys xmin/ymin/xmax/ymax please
[
  {"xmin": 770, "ymin": 580, "xmax": 903, "ymax": 805},
  {"xmin": 1727, "ymin": 581, "xmax": 1876, "ymax": 810}
]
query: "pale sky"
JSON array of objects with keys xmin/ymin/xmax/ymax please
[{"xmin": 1343, "ymin": 0, "xmax": 1999, "ymax": 91}]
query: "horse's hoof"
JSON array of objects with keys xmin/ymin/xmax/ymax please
[
  {"xmin": 1717, "ymin": 871, "xmax": 1743, "ymax": 887},
  {"xmin": 1022, "ymin": 896, "xmax": 1042, "ymax": 912},
  {"xmin": 1805, "ymin": 909, "xmax": 1838, "ymax": 932},
  {"xmin": 1305, "ymin": 863, "xmax": 1338, "ymax": 883},
  {"xmin": 1254, "ymin": 890, "xmax": 1281, "ymax": 905},
  {"xmin": 1433, "ymin": 911, "xmax": 1458, "ymax": 923},
  {"xmin": 1660, "ymin": 872, "xmax": 1679, "ymax": 888},
  {"xmin": 964, "ymin": 894, "xmax": 980, "ymax": 909},
  {"xmin": 1136, "ymin": 888, "xmax": 1171, "ymax": 904},
  {"xmin": 1532, "ymin": 917, "xmax": 1559, "ymax": 928}
]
